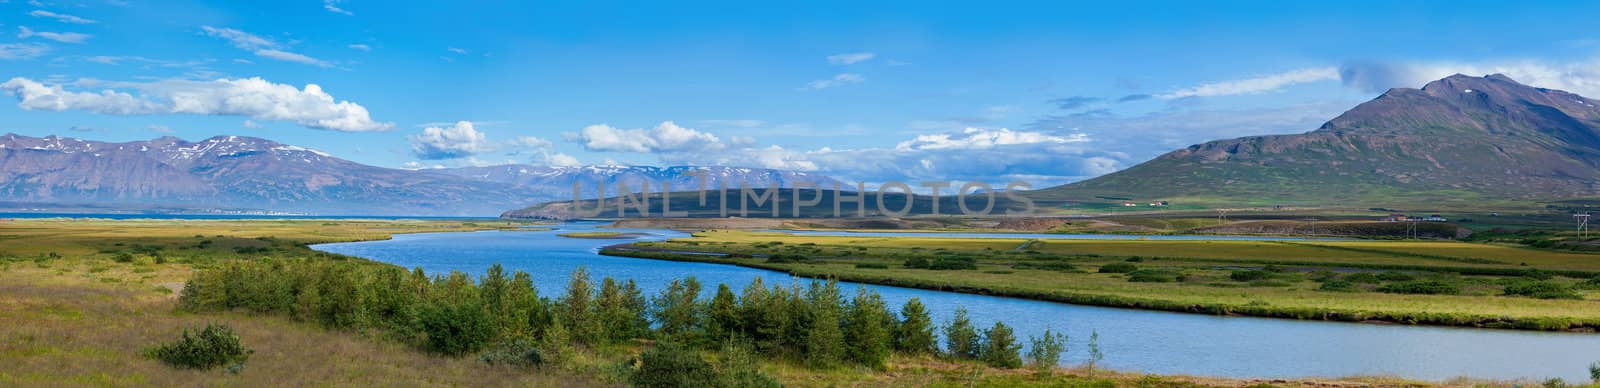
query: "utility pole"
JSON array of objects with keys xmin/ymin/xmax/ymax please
[
  {"xmin": 1303, "ymin": 217, "xmax": 1318, "ymax": 236},
  {"xmin": 1217, "ymin": 209, "xmax": 1229, "ymax": 223},
  {"xmin": 1577, "ymin": 212, "xmax": 1592, "ymax": 238}
]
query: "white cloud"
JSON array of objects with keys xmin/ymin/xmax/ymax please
[
  {"xmin": 242, "ymin": 120, "xmax": 261, "ymax": 128},
  {"xmin": 1156, "ymin": 67, "xmax": 1339, "ymax": 99},
  {"xmin": 542, "ymin": 152, "xmax": 581, "ymax": 167},
  {"xmin": 0, "ymin": 43, "xmax": 49, "ymax": 60},
  {"xmin": 148, "ymin": 125, "xmax": 174, "ymax": 134},
  {"xmin": 347, "ymin": 44, "xmax": 371, "ymax": 52},
  {"xmin": 0, "ymin": 76, "xmax": 393, "ymax": 131},
  {"xmin": 826, "ymin": 52, "xmax": 875, "ymax": 65},
  {"xmin": 801, "ymin": 73, "xmax": 864, "ymax": 90},
  {"xmin": 408, "ymin": 121, "xmax": 492, "ymax": 160},
  {"xmin": 254, "ymin": 49, "xmax": 330, "ymax": 67},
  {"xmin": 17, "ymin": 26, "xmax": 90, "ymax": 44},
  {"xmin": 200, "ymin": 26, "xmax": 330, "ymax": 67},
  {"xmin": 323, "ymin": 0, "xmax": 353, "ymax": 15},
  {"xmin": 447, "ymin": 47, "xmax": 468, "ymax": 55},
  {"xmin": 29, "ymin": 10, "xmax": 96, "ymax": 24},
  {"xmin": 1339, "ymin": 59, "xmax": 1600, "ymax": 98},
  {"xmin": 895, "ymin": 127, "xmax": 1088, "ymax": 151},
  {"xmin": 574, "ymin": 121, "xmax": 722, "ymax": 153}
]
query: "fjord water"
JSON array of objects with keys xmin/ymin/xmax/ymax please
[{"xmin": 311, "ymin": 223, "xmax": 1600, "ymax": 381}]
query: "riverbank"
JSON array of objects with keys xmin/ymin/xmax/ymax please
[{"xmin": 603, "ymin": 230, "xmax": 1600, "ymax": 332}]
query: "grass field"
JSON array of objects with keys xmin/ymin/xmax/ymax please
[{"xmin": 615, "ymin": 230, "xmax": 1600, "ymax": 331}]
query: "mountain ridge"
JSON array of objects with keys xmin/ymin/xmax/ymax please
[
  {"xmin": 0, "ymin": 133, "xmax": 840, "ymax": 216},
  {"xmin": 1029, "ymin": 74, "xmax": 1600, "ymax": 207}
]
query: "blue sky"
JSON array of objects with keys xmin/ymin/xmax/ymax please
[{"xmin": 3, "ymin": 0, "xmax": 1600, "ymax": 186}]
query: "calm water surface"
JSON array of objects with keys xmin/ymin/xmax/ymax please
[{"xmin": 311, "ymin": 222, "xmax": 1600, "ymax": 381}]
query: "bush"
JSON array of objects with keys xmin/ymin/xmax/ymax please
[
  {"xmin": 980, "ymin": 321, "xmax": 1022, "ymax": 368},
  {"xmin": 1377, "ymin": 280, "xmax": 1460, "ymax": 295},
  {"xmin": 478, "ymin": 338, "xmax": 544, "ymax": 367},
  {"xmin": 145, "ymin": 322, "xmax": 253, "ymax": 371},
  {"xmin": 929, "ymin": 256, "xmax": 978, "ymax": 270},
  {"xmin": 1317, "ymin": 280, "xmax": 1356, "ymax": 292},
  {"xmin": 765, "ymin": 254, "xmax": 808, "ymax": 264},
  {"xmin": 1125, "ymin": 269, "xmax": 1181, "ymax": 283},
  {"xmin": 1229, "ymin": 270, "xmax": 1270, "ymax": 282},
  {"xmin": 854, "ymin": 263, "xmax": 888, "ymax": 269},
  {"xmin": 417, "ymin": 300, "xmax": 497, "ymax": 356},
  {"xmin": 903, "ymin": 257, "xmax": 930, "ymax": 269},
  {"xmin": 1097, "ymin": 262, "xmax": 1138, "ymax": 273},
  {"xmin": 1375, "ymin": 271, "xmax": 1416, "ymax": 282},
  {"xmin": 112, "ymin": 252, "xmax": 136, "ymax": 263},
  {"xmin": 1015, "ymin": 261, "xmax": 1078, "ymax": 272},
  {"xmin": 1344, "ymin": 272, "xmax": 1381, "ymax": 284},
  {"xmin": 1502, "ymin": 281, "xmax": 1582, "ymax": 300},
  {"xmin": 632, "ymin": 342, "xmax": 718, "ymax": 388}
]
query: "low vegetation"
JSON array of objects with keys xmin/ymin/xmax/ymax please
[
  {"xmin": 609, "ymin": 230, "xmax": 1600, "ymax": 331},
  {"xmin": 144, "ymin": 323, "xmax": 253, "ymax": 372}
]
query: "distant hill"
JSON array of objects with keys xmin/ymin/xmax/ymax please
[
  {"xmin": 1028, "ymin": 74, "xmax": 1600, "ymax": 208},
  {"xmin": 0, "ymin": 134, "xmax": 839, "ymax": 216}
]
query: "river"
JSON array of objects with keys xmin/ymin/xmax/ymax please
[{"xmin": 310, "ymin": 222, "xmax": 1600, "ymax": 381}]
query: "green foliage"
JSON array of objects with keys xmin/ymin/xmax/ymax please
[
  {"xmin": 929, "ymin": 256, "xmax": 978, "ymax": 270},
  {"xmin": 854, "ymin": 262, "xmax": 889, "ymax": 269},
  {"xmin": 804, "ymin": 280, "xmax": 846, "ymax": 368},
  {"xmin": 1377, "ymin": 280, "xmax": 1461, "ymax": 295},
  {"xmin": 1026, "ymin": 328, "xmax": 1067, "ymax": 377},
  {"xmin": 843, "ymin": 287, "xmax": 894, "ymax": 370},
  {"xmin": 631, "ymin": 342, "xmax": 718, "ymax": 388},
  {"xmin": 417, "ymin": 298, "xmax": 496, "ymax": 356},
  {"xmin": 1317, "ymin": 279, "xmax": 1357, "ymax": 292},
  {"xmin": 1086, "ymin": 330, "xmax": 1104, "ymax": 377},
  {"xmin": 705, "ymin": 284, "xmax": 740, "ymax": 344},
  {"xmin": 1343, "ymin": 272, "xmax": 1381, "ymax": 284},
  {"xmin": 478, "ymin": 338, "xmax": 544, "ymax": 368},
  {"xmin": 1229, "ymin": 270, "xmax": 1270, "ymax": 282},
  {"xmin": 561, "ymin": 267, "xmax": 601, "ymax": 345},
  {"xmin": 1375, "ymin": 271, "xmax": 1416, "ymax": 282},
  {"xmin": 1589, "ymin": 360, "xmax": 1600, "ymax": 383},
  {"xmin": 765, "ymin": 253, "xmax": 809, "ymax": 263},
  {"xmin": 651, "ymin": 277, "xmax": 703, "ymax": 343},
  {"xmin": 943, "ymin": 306, "xmax": 980, "ymax": 360},
  {"xmin": 903, "ymin": 257, "xmax": 931, "ymax": 269},
  {"xmin": 145, "ymin": 322, "xmax": 253, "ymax": 372},
  {"xmin": 1097, "ymin": 262, "xmax": 1138, "ymax": 273},
  {"xmin": 979, "ymin": 321, "xmax": 1022, "ymax": 369},
  {"xmin": 1502, "ymin": 281, "xmax": 1582, "ymax": 300},
  {"xmin": 894, "ymin": 298, "xmax": 937, "ymax": 355},
  {"xmin": 1125, "ymin": 269, "xmax": 1182, "ymax": 283}
]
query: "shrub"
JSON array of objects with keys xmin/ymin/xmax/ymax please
[
  {"xmin": 112, "ymin": 252, "xmax": 135, "ymax": 263},
  {"xmin": 1097, "ymin": 262, "xmax": 1138, "ymax": 273},
  {"xmin": 1377, "ymin": 280, "xmax": 1460, "ymax": 295},
  {"xmin": 1502, "ymin": 281, "xmax": 1582, "ymax": 300},
  {"xmin": 1125, "ymin": 269, "xmax": 1181, "ymax": 283},
  {"xmin": 1343, "ymin": 272, "xmax": 1381, "ymax": 284},
  {"xmin": 1015, "ymin": 261, "xmax": 1078, "ymax": 272},
  {"xmin": 765, "ymin": 254, "xmax": 808, "ymax": 264},
  {"xmin": 631, "ymin": 342, "xmax": 718, "ymax": 388},
  {"xmin": 1375, "ymin": 271, "xmax": 1416, "ymax": 282},
  {"xmin": 417, "ymin": 300, "xmax": 497, "ymax": 356},
  {"xmin": 1026, "ymin": 328, "xmax": 1067, "ymax": 377},
  {"xmin": 145, "ymin": 322, "xmax": 253, "ymax": 371},
  {"xmin": 929, "ymin": 257, "xmax": 977, "ymax": 270},
  {"xmin": 1317, "ymin": 280, "xmax": 1357, "ymax": 292},
  {"xmin": 478, "ymin": 338, "xmax": 544, "ymax": 367},
  {"xmin": 854, "ymin": 263, "xmax": 888, "ymax": 269},
  {"xmin": 1589, "ymin": 361, "xmax": 1600, "ymax": 383},
  {"xmin": 903, "ymin": 257, "xmax": 931, "ymax": 269},
  {"xmin": 1229, "ymin": 270, "xmax": 1270, "ymax": 282}
]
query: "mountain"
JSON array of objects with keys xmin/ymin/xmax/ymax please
[
  {"xmin": 0, "ymin": 134, "xmax": 840, "ymax": 216},
  {"xmin": 437, "ymin": 164, "xmax": 844, "ymax": 200},
  {"xmin": 1030, "ymin": 74, "xmax": 1600, "ymax": 207}
]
